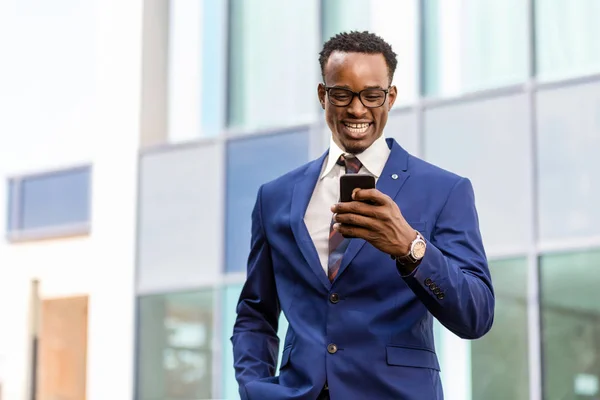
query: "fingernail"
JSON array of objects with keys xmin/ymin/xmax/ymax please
[{"xmin": 333, "ymin": 223, "xmax": 340, "ymax": 230}]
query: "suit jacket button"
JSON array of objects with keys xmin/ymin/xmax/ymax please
[
  {"xmin": 433, "ymin": 288, "xmax": 441, "ymax": 295},
  {"xmin": 429, "ymin": 283, "xmax": 438, "ymax": 291},
  {"xmin": 327, "ymin": 344, "xmax": 338, "ymax": 354},
  {"xmin": 425, "ymin": 278, "xmax": 433, "ymax": 286},
  {"xmin": 437, "ymin": 292, "xmax": 445, "ymax": 300},
  {"xmin": 330, "ymin": 293, "xmax": 340, "ymax": 304}
]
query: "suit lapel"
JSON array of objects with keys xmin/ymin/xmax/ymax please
[
  {"xmin": 335, "ymin": 139, "xmax": 411, "ymax": 281},
  {"xmin": 290, "ymin": 151, "xmax": 331, "ymax": 290}
]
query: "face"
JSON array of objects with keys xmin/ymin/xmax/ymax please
[{"xmin": 318, "ymin": 51, "xmax": 397, "ymax": 154}]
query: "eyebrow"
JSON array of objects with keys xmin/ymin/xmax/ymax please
[{"xmin": 330, "ymin": 84, "xmax": 386, "ymax": 90}]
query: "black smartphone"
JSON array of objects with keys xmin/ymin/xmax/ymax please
[{"xmin": 339, "ymin": 174, "xmax": 376, "ymax": 202}]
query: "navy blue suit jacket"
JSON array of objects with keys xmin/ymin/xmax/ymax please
[{"xmin": 232, "ymin": 138, "xmax": 495, "ymax": 400}]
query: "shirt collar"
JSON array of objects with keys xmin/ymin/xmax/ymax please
[{"xmin": 320, "ymin": 134, "xmax": 390, "ymax": 179}]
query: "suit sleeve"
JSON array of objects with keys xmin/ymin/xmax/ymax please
[
  {"xmin": 231, "ymin": 184, "xmax": 281, "ymax": 389},
  {"xmin": 401, "ymin": 177, "xmax": 495, "ymax": 339}
]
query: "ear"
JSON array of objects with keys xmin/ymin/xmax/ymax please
[
  {"xmin": 387, "ymin": 85, "xmax": 398, "ymax": 111},
  {"xmin": 317, "ymin": 83, "xmax": 326, "ymax": 109}
]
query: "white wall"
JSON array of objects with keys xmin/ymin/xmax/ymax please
[{"xmin": 0, "ymin": 0, "xmax": 143, "ymax": 399}]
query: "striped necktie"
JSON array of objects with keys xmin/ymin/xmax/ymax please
[{"xmin": 328, "ymin": 154, "xmax": 362, "ymax": 282}]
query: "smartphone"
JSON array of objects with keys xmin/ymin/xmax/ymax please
[{"xmin": 339, "ymin": 174, "xmax": 376, "ymax": 202}]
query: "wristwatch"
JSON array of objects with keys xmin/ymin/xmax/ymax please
[{"xmin": 391, "ymin": 231, "xmax": 427, "ymax": 265}]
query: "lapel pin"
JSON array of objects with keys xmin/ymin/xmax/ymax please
[{"xmin": 391, "ymin": 174, "xmax": 398, "ymax": 180}]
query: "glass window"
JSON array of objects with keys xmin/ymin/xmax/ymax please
[
  {"xmin": 536, "ymin": 81, "xmax": 600, "ymax": 242},
  {"xmin": 137, "ymin": 143, "xmax": 223, "ymax": 294},
  {"xmin": 167, "ymin": 0, "xmax": 201, "ymax": 142},
  {"xmin": 471, "ymin": 258, "xmax": 529, "ymax": 400},
  {"xmin": 535, "ymin": 0, "xmax": 600, "ymax": 81},
  {"xmin": 540, "ymin": 249, "xmax": 600, "ymax": 400},
  {"xmin": 199, "ymin": 0, "xmax": 227, "ymax": 137},
  {"xmin": 222, "ymin": 284, "xmax": 243, "ymax": 400},
  {"xmin": 435, "ymin": 322, "xmax": 472, "ymax": 400},
  {"xmin": 137, "ymin": 290, "xmax": 214, "ymax": 400},
  {"xmin": 424, "ymin": 94, "xmax": 531, "ymax": 253},
  {"xmin": 422, "ymin": 0, "xmax": 528, "ymax": 97},
  {"xmin": 321, "ymin": 0, "xmax": 419, "ymax": 105},
  {"xmin": 435, "ymin": 258, "xmax": 529, "ymax": 400},
  {"xmin": 225, "ymin": 129, "xmax": 309, "ymax": 273},
  {"xmin": 6, "ymin": 166, "xmax": 91, "ymax": 239},
  {"xmin": 227, "ymin": 0, "xmax": 320, "ymax": 130},
  {"xmin": 168, "ymin": 0, "xmax": 226, "ymax": 141},
  {"xmin": 222, "ymin": 284, "xmax": 290, "ymax": 399}
]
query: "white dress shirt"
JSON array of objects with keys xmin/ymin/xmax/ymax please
[{"xmin": 304, "ymin": 134, "xmax": 391, "ymax": 274}]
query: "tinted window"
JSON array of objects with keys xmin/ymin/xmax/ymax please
[
  {"xmin": 225, "ymin": 129, "xmax": 309, "ymax": 272},
  {"xmin": 7, "ymin": 166, "xmax": 91, "ymax": 237}
]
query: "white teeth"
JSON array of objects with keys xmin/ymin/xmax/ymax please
[
  {"xmin": 344, "ymin": 122, "xmax": 370, "ymax": 133},
  {"xmin": 344, "ymin": 123, "xmax": 370, "ymax": 128}
]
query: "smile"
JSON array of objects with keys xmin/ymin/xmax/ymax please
[{"xmin": 343, "ymin": 122, "xmax": 371, "ymax": 134}]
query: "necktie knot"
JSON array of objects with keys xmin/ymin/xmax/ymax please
[{"xmin": 336, "ymin": 154, "xmax": 362, "ymax": 174}]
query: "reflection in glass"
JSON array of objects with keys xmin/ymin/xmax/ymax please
[
  {"xmin": 222, "ymin": 284, "xmax": 290, "ymax": 399},
  {"xmin": 541, "ymin": 250, "xmax": 600, "ymax": 400},
  {"xmin": 321, "ymin": 0, "xmax": 418, "ymax": 105},
  {"xmin": 137, "ymin": 290, "xmax": 213, "ymax": 400},
  {"xmin": 471, "ymin": 258, "xmax": 529, "ymax": 400},
  {"xmin": 228, "ymin": 0, "xmax": 319, "ymax": 130},
  {"xmin": 535, "ymin": 0, "xmax": 600, "ymax": 81},
  {"xmin": 422, "ymin": 0, "xmax": 527, "ymax": 96}
]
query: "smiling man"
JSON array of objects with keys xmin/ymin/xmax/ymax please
[{"xmin": 231, "ymin": 31, "xmax": 495, "ymax": 400}]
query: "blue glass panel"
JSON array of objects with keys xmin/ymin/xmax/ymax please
[
  {"xmin": 20, "ymin": 166, "xmax": 90, "ymax": 231},
  {"xmin": 225, "ymin": 129, "xmax": 309, "ymax": 273}
]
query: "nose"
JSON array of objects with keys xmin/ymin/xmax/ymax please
[{"xmin": 347, "ymin": 94, "xmax": 367, "ymax": 117}]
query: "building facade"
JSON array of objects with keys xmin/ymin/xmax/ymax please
[{"xmin": 1, "ymin": 1, "xmax": 599, "ymax": 400}]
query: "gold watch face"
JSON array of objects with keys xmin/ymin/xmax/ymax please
[{"xmin": 412, "ymin": 241, "xmax": 426, "ymax": 259}]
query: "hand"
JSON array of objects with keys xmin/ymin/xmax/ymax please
[{"xmin": 331, "ymin": 188, "xmax": 417, "ymax": 257}]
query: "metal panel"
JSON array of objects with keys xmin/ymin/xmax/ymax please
[{"xmin": 137, "ymin": 141, "xmax": 224, "ymax": 294}]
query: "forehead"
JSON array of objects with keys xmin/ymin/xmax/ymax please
[{"xmin": 324, "ymin": 51, "xmax": 388, "ymax": 88}]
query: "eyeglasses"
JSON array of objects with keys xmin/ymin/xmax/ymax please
[{"xmin": 324, "ymin": 85, "xmax": 390, "ymax": 108}]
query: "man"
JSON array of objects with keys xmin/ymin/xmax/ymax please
[{"xmin": 231, "ymin": 31, "xmax": 494, "ymax": 400}]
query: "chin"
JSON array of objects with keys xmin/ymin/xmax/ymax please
[
  {"xmin": 335, "ymin": 125, "xmax": 380, "ymax": 154},
  {"xmin": 341, "ymin": 140, "xmax": 369, "ymax": 154}
]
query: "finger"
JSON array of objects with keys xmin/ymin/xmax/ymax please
[
  {"xmin": 352, "ymin": 188, "xmax": 389, "ymax": 205},
  {"xmin": 333, "ymin": 223, "xmax": 376, "ymax": 241},
  {"xmin": 334, "ymin": 212, "xmax": 376, "ymax": 229},
  {"xmin": 331, "ymin": 201, "xmax": 377, "ymax": 217}
]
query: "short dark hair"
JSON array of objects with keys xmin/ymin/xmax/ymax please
[{"xmin": 319, "ymin": 31, "xmax": 397, "ymax": 84}]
